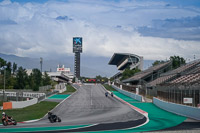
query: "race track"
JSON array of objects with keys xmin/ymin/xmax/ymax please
[{"xmin": 0, "ymin": 84, "xmax": 146, "ymax": 132}]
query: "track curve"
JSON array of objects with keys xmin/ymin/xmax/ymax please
[{"xmin": 0, "ymin": 84, "xmax": 147, "ymax": 132}]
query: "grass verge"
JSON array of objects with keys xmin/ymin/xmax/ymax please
[
  {"xmin": 103, "ymin": 84, "xmax": 116, "ymax": 91},
  {"xmin": 61, "ymin": 84, "xmax": 76, "ymax": 94},
  {"xmin": 0, "ymin": 100, "xmax": 3, "ymax": 106},
  {"xmin": 0, "ymin": 101, "xmax": 58, "ymax": 123}
]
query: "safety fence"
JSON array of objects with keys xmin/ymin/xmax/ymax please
[
  {"xmin": 0, "ymin": 91, "xmax": 46, "ymax": 101},
  {"xmin": 39, "ymin": 85, "xmax": 52, "ymax": 92},
  {"xmin": 114, "ymin": 81, "xmax": 200, "ymax": 107},
  {"xmin": 157, "ymin": 84, "xmax": 200, "ymax": 107},
  {"xmin": 114, "ymin": 82, "xmax": 146, "ymax": 97},
  {"xmin": 112, "ymin": 84, "xmax": 143, "ymax": 102}
]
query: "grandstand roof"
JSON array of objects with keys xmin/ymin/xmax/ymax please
[{"xmin": 108, "ymin": 53, "xmax": 141, "ymax": 65}]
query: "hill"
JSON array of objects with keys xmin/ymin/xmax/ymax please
[{"xmin": 0, "ymin": 53, "xmax": 154, "ymax": 77}]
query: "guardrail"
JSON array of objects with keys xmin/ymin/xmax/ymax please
[
  {"xmin": 153, "ymin": 97, "xmax": 200, "ymax": 120},
  {"xmin": 0, "ymin": 91, "xmax": 45, "ymax": 98},
  {"xmin": 3, "ymin": 98, "xmax": 38, "ymax": 110},
  {"xmin": 112, "ymin": 85, "xmax": 143, "ymax": 102}
]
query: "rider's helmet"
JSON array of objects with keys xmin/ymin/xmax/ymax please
[
  {"xmin": 48, "ymin": 111, "xmax": 52, "ymax": 115},
  {"xmin": 2, "ymin": 112, "xmax": 5, "ymax": 115}
]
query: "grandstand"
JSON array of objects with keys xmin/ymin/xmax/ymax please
[
  {"xmin": 111, "ymin": 57, "xmax": 200, "ymax": 107},
  {"xmin": 123, "ymin": 61, "xmax": 172, "ymax": 85},
  {"xmin": 109, "ymin": 53, "xmax": 143, "ymax": 71},
  {"xmin": 109, "ymin": 53, "xmax": 143, "ymax": 81},
  {"xmin": 147, "ymin": 59, "xmax": 200, "ymax": 88}
]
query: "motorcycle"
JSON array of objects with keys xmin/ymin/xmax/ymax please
[
  {"xmin": 2, "ymin": 115, "xmax": 17, "ymax": 126},
  {"xmin": 48, "ymin": 112, "xmax": 61, "ymax": 123},
  {"xmin": 111, "ymin": 92, "xmax": 114, "ymax": 97},
  {"xmin": 105, "ymin": 92, "xmax": 108, "ymax": 97}
]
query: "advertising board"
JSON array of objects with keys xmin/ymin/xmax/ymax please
[
  {"xmin": 183, "ymin": 98, "xmax": 193, "ymax": 104},
  {"xmin": 73, "ymin": 37, "xmax": 82, "ymax": 53}
]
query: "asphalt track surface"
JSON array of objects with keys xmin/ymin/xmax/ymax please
[{"xmin": 0, "ymin": 84, "xmax": 146, "ymax": 132}]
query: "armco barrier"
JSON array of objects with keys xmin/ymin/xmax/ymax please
[
  {"xmin": 112, "ymin": 85, "xmax": 143, "ymax": 102},
  {"xmin": 153, "ymin": 97, "xmax": 200, "ymax": 120},
  {"xmin": 12, "ymin": 98, "xmax": 38, "ymax": 109}
]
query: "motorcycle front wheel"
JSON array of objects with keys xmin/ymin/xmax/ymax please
[
  {"xmin": 49, "ymin": 118, "xmax": 54, "ymax": 123},
  {"xmin": 57, "ymin": 117, "xmax": 61, "ymax": 122},
  {"xmin": 2, "ymin": 120, "xmax": 8, "ymax": 126}
]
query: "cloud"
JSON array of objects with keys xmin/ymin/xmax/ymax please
[
  {"xmin": 138, "ymin": 16, "xmax": 200, "ymax": 41},
  {"xmin": 0, "ymin": 0, "xmax": 200, "ymax": 61},
  {"xmin": 56, "ymin": 16, "xmax": 73, "ymax": 21}
]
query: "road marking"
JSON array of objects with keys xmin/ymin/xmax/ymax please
[{"xmin": 91, "ymin": 87, "xmax": 93, "ymax": 106}]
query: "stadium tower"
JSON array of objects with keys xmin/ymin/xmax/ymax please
[{"xmin": 73, "ymin": 37, "xmax": 82, "ymax": 79}]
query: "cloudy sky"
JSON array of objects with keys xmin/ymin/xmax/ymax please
[{"xmin": 0, "ymin": 0, "xmax": 200, "ymax": 61}]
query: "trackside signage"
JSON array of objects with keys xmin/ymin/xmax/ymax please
[{"xmin": 183, "ymin": 98, "xmax": 193, "ymax": 104}]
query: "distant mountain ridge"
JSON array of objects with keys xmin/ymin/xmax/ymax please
[
  {"xmin": 0, "ymin": 53, "xmax": 154, "ymax": 77},
  {"xmin": 0, "ymin": 53, "xmax": 117, "ymax": 77}
]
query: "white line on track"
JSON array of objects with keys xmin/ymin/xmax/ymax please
[{"xmin": 90, "ymin": 87, "xmax": 93, "ymax": 106}]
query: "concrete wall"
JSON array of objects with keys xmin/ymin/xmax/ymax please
[
  {"xmin": 153, "ymin": 97, "xmax": 200, "ymax": 120},
  {"xmin": 12, "ymin": 98, "xmax": 38, "ymax": 109},
  {"xmin": 112, "ymin": 85, "xmax": 143, "ymax": 102},
  {"xmin": 0, "ymin": 91, "xmax": 45, "ymax": 98}
]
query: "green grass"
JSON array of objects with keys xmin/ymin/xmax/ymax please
[
  {"xmin": 103, "ymin": 84, "xmax": 116, "ymax": 91},
  {"xmin": 0, "ymin": 101, "xmax": 58, "ymax": 123},
  {"xmin": 61, "ymin": 84, "xmax": 76, "ymax": 94},
  {"xmin": 0, "ymin": 100, "xmax": 3, "ymax": 106}
]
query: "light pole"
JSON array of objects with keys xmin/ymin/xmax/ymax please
[
  {"xmin": 40, "ymin": 57, "xmax": 43, "ymax": 73},
  {"xmin": 0, "ymin": 65, "xmax": 6, "ymax": 102},
  {"xmin": 3, "ymin": 67, "xmax": 6, "ymax": 102}
]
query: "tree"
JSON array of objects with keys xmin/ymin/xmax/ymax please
[
  {"xmin": 152, "ymin": 60, "xmax": 165, "ymax": 66},
  {"xmin": 8, "ymin": 76, "xmax": 16, "ymax": 89},
  {"xmin": 6, "ymin": 62, "xmax": 12, "ymax": 75},
  {"xmin": 170, "ymin": 55, "xmax": 186, "ymax": 69},
  {"xmin": 15, "ymin": 67, "xmax": 28, "ymax": 89},
  {"xmin": 121, "ymin": 67, "xmax": 141, "ymax": 81},
  {"xmin": 0, "ymin": 58, "xmax": 6, "ymax": 67},
  {"xmin": 13, "ymin": 62, "xmax": 17, "ymax": 75},
  {"xmin": 0, "ymin": 58, "xmax": 6, "ymax": 75},
  {"xmin": 31, "ymin": 69, "xmax": 42, "ymax": 91},
  {"xmin": 43, "ymin": 72, "xmax": 51, "ymax": 86}
]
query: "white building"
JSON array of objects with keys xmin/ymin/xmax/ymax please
[{"xmin": 47, "ymin": 65, "xmax": 74, "ymax": 83}]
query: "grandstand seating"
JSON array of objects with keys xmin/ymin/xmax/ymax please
[
  {"xmin": 148, "ymin": 74, "xmax": 176, "ymax": 87},
  {"xmin": 147, "ymin": 59, "xmax": 200, "ymax": 87},
  {"xmin": 162, "ymin": 60, "xmax": 200, "ymax": 76},
  {"xmin": 186, "ymin": 64, "xmax": 200, "ymax": 74},
  {"xmin": 170, "ymin": 73, "xmax": 200, "ymax": 84},
  {"xmin": 123, "ymin": 61, "xmax": 171, "ymax": 83}
]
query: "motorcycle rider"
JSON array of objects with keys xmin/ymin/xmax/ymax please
[
  {"xmin": 105, "ymin": 92, "xmax": 108, "ymax": 97},
  {"xmin": 48, "ymin": 111, "xmax": 56, "ymax": 120},
  {"xmin": 2, "ymin": 112, "xmax": 12, "ymax": 122},
  {"xmin": 111, "ymin": 92, "xmax": 114, "ymax": 97},
  {"xmin": 48, "ymin": 111, "xmax": 61, "ymax": 123}
]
